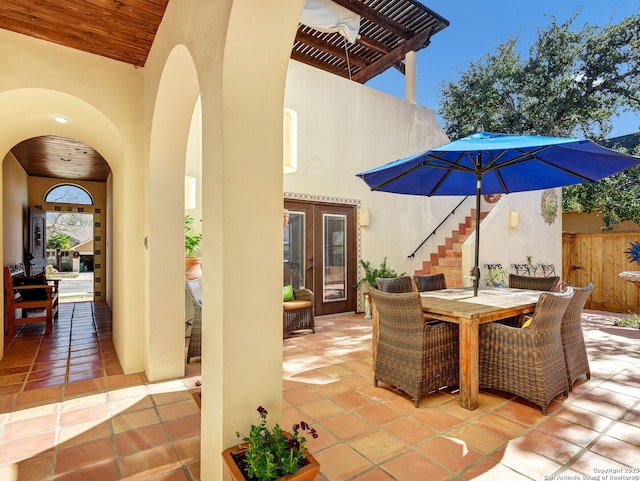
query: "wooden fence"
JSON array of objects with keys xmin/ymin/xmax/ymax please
[{"xmin": 563, "ymin": 232, "xmax": 640, "ymax": 313}]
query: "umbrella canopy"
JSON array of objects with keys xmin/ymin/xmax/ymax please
[{"xmin": 356, "ymin": 131, "xmax": 640, "ymax": 295}]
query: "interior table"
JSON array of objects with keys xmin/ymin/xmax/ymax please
[{"xmin": 420, "ymin": 287, "xmax": 543, "ymax": 410}]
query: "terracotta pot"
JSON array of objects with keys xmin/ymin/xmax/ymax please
[
  {"xmin": 185, "ymin": 257, "xmax": 202, "ymax": 280},
  {"xmin": 221, "ymin": 442, "xmax": 320, "ymax": 481}
]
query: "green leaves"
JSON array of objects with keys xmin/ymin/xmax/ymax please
[
  {"xmin": 47, "ymin": 232, "xmax": 72, "ymax": 250},
  {"xmin": 238, "ymin": 406, "xmax": 318, "ymax": 481},
  {"xmin": 184, "ymin": 215, "xmax": 202, "ymax": 258},
  {"xmin": 440, "ymin": 10, "xmax": 639, "ymax": 140},
  {"xmin": 439, "ymin": 9, "xmax": 640, "ymax": 231}
]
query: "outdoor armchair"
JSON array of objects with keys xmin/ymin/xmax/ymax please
[
  {"xmin": 369, "ymin": 287, "xmax": 459, "ymax": 407},
  {"xmin": 185, "ymin": 278, "xmax": 202, "ymax": 363},
  {"xmin": 509, "ymin": 274, "xmax": 559, "ymax": 291},
  {"xmin": 413, "ymin": 273, "xmax": 447, "ymax": 292},
  {"xmin": 479, "ymin": 288, "xmax": 573, "ymax": 414},
  {"xmin": 561, "ymin": 283, "xmax": 594, "ymax": 389}
]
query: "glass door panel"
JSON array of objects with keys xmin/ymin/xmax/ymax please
[
  {"xmin": 284, "ymin": 211, "xmax": 305, "ymax": 288},
  {"xmin": 323, "ymin": 214, "xmax": 347, "ymax": 302}
]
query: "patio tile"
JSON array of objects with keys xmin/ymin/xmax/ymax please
[
  {"xmin": 313, "ymin": 444, "xmax": 373, "ymax": 481},
  {"xmin": 492, "ymin": 443, "xmax": 563, "ymax": 480},
  {"xmin": 383, "ymin": 417, "xmax": 437, "ymax": 446},
  {"xmin": 445, "ymin": 424, "xmax": 508, "ymax": 455},
  {"xmin": 321, "ymin": 412, "xmax": 374, "ymax": 440},
  {"xmin": 350, "ymin": 430, "xmax": 406, "ymax": 464},
  {"xmin": 513, "ymin": 429, "xmax": 583, "ymax": 464},
  {"xmin": 50, "ymin": 459, "xmax": 119, "ymax": 481},
  {"xmin": 118, "ymin": 444, "xmax": 182, "ymax": 481},
  {"xmin": 354, "ymin": 404, "xmax": 400, "ymax": 426},
  {"xmin": 416, "ymin": 435, "xmax": 483, "ymax": 473},
  {"xmin": 589, "ymin": 435, "xmax": 640, "ymax": 466},
  {"xmin": 382, "ymin": 450, "xmax": 451, "ymax": 481},
  {"xmin": 115, "ymin": 424, "xmax": 171, "ymax": 457}
]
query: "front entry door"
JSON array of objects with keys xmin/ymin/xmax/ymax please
[
  {"xmin": 284, "ymin": 200, "xmax": 356, "ymax": 316},
  {"xmin": 27, "ymin": 207, "xmax": 47, "ymax": 275}
]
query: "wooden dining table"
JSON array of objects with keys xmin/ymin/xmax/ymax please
[{"xmin": 420, "ymin": 287, "xmax": 543, "ymax": 410}]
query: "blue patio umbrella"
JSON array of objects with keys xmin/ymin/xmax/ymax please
[{"xmin": 356, "ymin": 131, "xmax": 640, "ymax": 295}]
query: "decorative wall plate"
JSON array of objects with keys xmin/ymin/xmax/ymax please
[
  {"xmin": 483, "ymin": 193, "xmax": 503, "ymax": 204},
  {"xmin": 540, "ymin": 189, "xmax": 558, "ymax": 225}
]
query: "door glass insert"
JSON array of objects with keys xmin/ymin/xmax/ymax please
[
  {"xmin": 323, "ymin": 214, "xmax": 346, "ymax": 302},
  {"xmin": 284, "ymin": 211, "xmax": 305, "ymax": 289}
]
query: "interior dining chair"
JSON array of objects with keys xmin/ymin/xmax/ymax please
[
  {"xmin": 369, "ymin": 287, "xmax": 459, "ymax": 407},
  {"xmin": 509, "ymin": 273, "xmax": 560, "ymax": 291},
  {"xmin": 413, "ymin": 273, "xmax": 447, "ymax": 292},
  {"xmin": 561, "ymin": 282, "xmax": 594, "ymax": 389},
  {"xmin": 479, "ymin": 287, "xmax": 574, "ymax": 414}
]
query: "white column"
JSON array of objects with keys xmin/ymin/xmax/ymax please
[{"xmin": 405, "ymin": 50, "xmax": 417, "ymax": 103}]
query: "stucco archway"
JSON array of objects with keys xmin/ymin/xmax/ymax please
[
  {"xmin": 147, "ymin": 45, "xmax": 201, "ymax": 382},
  {"xmin": 0, "ymin": 88, "xmax": 124, "ymax": 355}
]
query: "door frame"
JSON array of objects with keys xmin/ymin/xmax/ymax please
[{"xmin": 284, "ymin": 193, "xmax": 361, "ymax": 315}]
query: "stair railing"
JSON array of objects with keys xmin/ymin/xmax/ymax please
[{"xmin": 408, "ymin": 196, "xmax": 469, "ymax": 259}]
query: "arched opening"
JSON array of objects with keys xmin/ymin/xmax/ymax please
[
  {"xmin": 0, "ymin": 88, "xmax": 123, "ymax": 358},
  {"xmin": 147, "ymin": 45, "xmax": 201, "ymax": 381}
]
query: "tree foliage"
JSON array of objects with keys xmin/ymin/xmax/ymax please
[
  {"xmin": 47, "ymin": 232, "xmax": 72, "ymax": 250},
  {"xmin": 438, "ymin": 10, "xmax": 640, "ymax": 230}
]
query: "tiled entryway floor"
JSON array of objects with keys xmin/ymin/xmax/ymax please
[{"xmin": 1, "ymin": 302, "xmax": 639, "ymax": 480}]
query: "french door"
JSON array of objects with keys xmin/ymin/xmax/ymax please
[{"xmin": 284, "ymin": 200, "xmax": 356, "ymax": 316}]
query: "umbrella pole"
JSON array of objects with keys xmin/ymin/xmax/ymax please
[{"xmin": 472, "ymin": 170, "xmax": 481, "ymax": 296}]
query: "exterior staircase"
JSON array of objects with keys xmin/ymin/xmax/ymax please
[{"xmin": 413, "ymin": 209, "xmax": 488, "ymax": 288}]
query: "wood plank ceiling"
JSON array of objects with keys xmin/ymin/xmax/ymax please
[{"xmin": 2, "ymin": 0, "xmax": 448, "ymax": 182}]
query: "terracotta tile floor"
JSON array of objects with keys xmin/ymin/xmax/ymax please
[{"xmin": 1, "ymin": 302, "xmax": 640, "ymax": 480}]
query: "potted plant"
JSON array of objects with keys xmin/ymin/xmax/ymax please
[
  {"xmin": 484, "ymin": 266, "xmax": 507, "ymax": 287},
  {"xmin": 354, "ymin": 258, "xmax": 405, "ymax": 318},
  {"xmin": 185, "ymin": 214, "xmax": 203, "ymax": 280},
  {"xmin": 222, "ymin": 406, "xmax": 320, "ymax": 481}
]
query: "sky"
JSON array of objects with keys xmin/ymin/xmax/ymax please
[{"xmin": 365, "ymin": 0, "xmax": 639, "ymax": 139}]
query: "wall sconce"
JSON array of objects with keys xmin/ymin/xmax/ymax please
[
  {"xmin": 283, "ymin": 108, "xmax": 297, "ymax": 174},
  {"xmin": 358, "ymin": 208, "xmax": 370, "ymax": 227},
  {"xmin": 509, "ymin": 210, "xmax": 520, "ymax": 229},
  {"xmin": 185, "ymin": 176, "xmax": 196, "ymax": 210}
]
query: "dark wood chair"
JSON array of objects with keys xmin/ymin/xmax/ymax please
[
  {"xmin": 4, "ymin": 263, "xmax": 59, "ymax": 338},
  {"xmin": 369, "ymin": 287, "xmax": 459, "ymax": 407},
  {"xmin": 509, "ymin": 274, "xmax": 559, "ymax": 291},
  {"xmin": 413, "ymin": 273, "xmax": 447, "ymax": 292},
  {"xmin": 479, "ymin": 288, "xmax": 573, "ymax": 414},
  {"xmin": 561, "ymin": 283, "xmax": 593, "ymax": 389}
]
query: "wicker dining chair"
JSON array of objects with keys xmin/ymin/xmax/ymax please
[
  {"xmin": 376, "ymin": 276, "xmax": 417, "ymax": 293},
  {"xmin": 371, "ymin": 276, "xmax": 417, "ymax": 364},
  {"xmin": 369, "ymin": 287, "xmax": 459, "ymax": 407},
  {"xmin": 413, "ymin": 273, "xmax": 447, "ymax": 292},
  {"xmin": 508, "ymin": 274, "xmax": 559, "ymax": 291},
  {"xmin": 561, "ymin": 283, "xmax": 594, "ymax": 389},
  {"xmin": 185, "ymin": 278, "xmax": 202, "ymax": 363},
  {"xmin": 479, "ymin": 287, "xmax": 574, "ymax": 414}
]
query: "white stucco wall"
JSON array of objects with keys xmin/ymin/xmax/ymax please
[
  {"xmin": 284, "ymin": 61, "xmax": 564, "ymax": 287},
  {"xmin": 0, "ymin": 29, "xmax": 145, "ymax": 374},
  {"xmin": 464, "ymin": 190, "xmax": 564, "ymax": 287},
  {"xmin": 284, "ymin": 60, "xmax": 467, "ymax": 278}
]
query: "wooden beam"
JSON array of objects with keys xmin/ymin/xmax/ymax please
[
  {"xmin": 330, "ymin": 0, "xmax": 414, "ymax": 39},
  {"xmin": 352, "ymin": 27, "xmax": 433, "ymax": 83},
  {"xmin": 295, "ymin": 30, "xmax": 370, "ymax": 69}
]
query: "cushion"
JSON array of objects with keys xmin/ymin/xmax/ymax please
[
  {"xmin": 283, "ymin": 300, "xmax": 311, "ymax": 311},
  {"xmin": 283, "ymin": 284, "xmax": 295, "ymax": 302},
  {"xmin": 521, "ymin": 316, "xmax": 533, "ymax": 328},
  {"xmin": 14, "ymin": 273, "xmax": 49, "ymax": 301}
]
